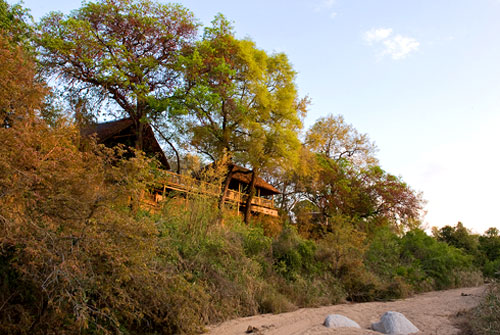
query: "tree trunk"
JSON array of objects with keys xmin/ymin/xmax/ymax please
[
  {"xmin": 153, "ymin": 124, "xmax": 181, "ymax": 174},
  {"xmin": 244, "ymin": 170, "xmax": 257, "ymax": 224},
  {"xmin": 135, "ymin": 120, "xmax": 144, "ymax": 151},
  {"xmin": 219, "ymin": 165, "xmax": 234, "ymax": 210}
]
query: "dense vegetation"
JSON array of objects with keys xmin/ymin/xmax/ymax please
[{"xmin": 0, "ymin": 0, "xmax": 498, "ymax": 334}]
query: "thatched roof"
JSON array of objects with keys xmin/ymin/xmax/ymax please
[
  {"xmin": 199, "ymin": 163, "xmax": 280, "ymax": 196},
  {"xmin": 81, "ymin": 118, "xmax": 134, "ymax": 142},
  {"xmin": 229, "ymin": 164, "xmax": 280, "ymax": 196},
  {"xmin": 81, "ymin": 118, "xmax": 170, "ymax": 169}
]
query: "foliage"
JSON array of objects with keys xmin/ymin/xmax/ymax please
[
  {"xmin": 305, "ymin": 114, "xmax": 377, "ymax": 166},
  {"xmin": 280, "ymin": 115, "xmax": 423, "ymax": 235},
  {"xmin": 298, "ymin": 155, "xmax": 422, "ymax": 235},
  {"xmin": 464, "ymin": 283, "xmax": 500, "ymax": 335},
  {"xmin": 173, "ymin": 14, "xmax": 305, "ymax": 221},
  {"xmin": 399, "ymin": 229, "xmax": 475, "ymax": 290},
  {"xmin": 37, "ymin": 0, "xmax": 198, "ymax": 149},
  {"xmin": 435, "ymin": 222, "xmax": 480, "ymax": 255},
  {"xmin": 272, "ymin": 225, "xmax": 318, "ymax": 281},
  {"xmin": 0, "ymin": 33, "xmax": 46, "ymax": 127},
  {"xmin": 434, "ymin": 223, "xmax": 500, "ymax": 278},
  {"xmin": 0, "ymin": 119, "xmax": 176, "ymax": 333},
  {"xmin": 176, "ymin": 15, "xmax": 305, "ymax": 163},
  {"xmin": 479, "ymin": 228, "xmax": 500, "ymax": 278},
  {"xmin": 316, "ymin": 223, "xmax": 379, "ymax": 301},
  {"xmin": 0, "ymin": 1, "xmax": 492, "ymax": 334},
  {"xmin": 0, "ymin": 0, "xmax": 33, "ymax": 50},
  {"xmin": 365, "ymin": 227, "xmax": 483, "ymax": 299},
  {"xmin": 0, "ymin": 116, "xmax": 485, "ymax": 334}
]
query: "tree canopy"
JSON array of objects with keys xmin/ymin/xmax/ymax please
[
  {"xmin": 284, "ymin": 115, "xmax": 422, "ymax": 235},
  {"xmin": 305, "ymin": 114, "xmax": 377, "ymax": 166},
  {"xmin": 37, "ymin": 0, "xmax": 198, "ymax": 149},
  {"xmin": 173, "ymin": 15, "xmax": 306, "ymax": 221},
  {"xmin": 0, "ymin": 0, "xmax": 33, "ymax": 49},
  {"xmin": 175, "ymin": 15, "xmax": 305, "ymax": 163},
  {"xmin": 0, "ymin": 2, "xmax": 46, "ymax": 127}
]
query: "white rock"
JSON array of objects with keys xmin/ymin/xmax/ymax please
[
  {"xmin": 371, "ymin": 311, "xmax": 419, "ymax": 334},
  {"xmin": 323, "ymin": 314, "xmax": 361, "ymax": 328}
]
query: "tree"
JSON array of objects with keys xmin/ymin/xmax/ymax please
[
  {"xmin": 276, "ymin": 114, "xmax": 377, "ymax": 215},
  {"xmin": 37, "ymin": 0, "xmax": 198, "ymax": 150},
  {"xmin": 305, "ymin": 114, "xmax": 377, "ymax": 166},
  {"xmin": 308, "ymin": 159, "xmax": 421, "ymax": 233},
  {"xmin": 479, "ymin": 227, "xmax": 500, "ymax": 263},
  {"xmin": 0, "ymin": 0, "xmax": 33, "ymax": 50},
  {"xmin": 282, "ymin": 115, "xmax": 422, "ymax": 234},
  {"xmin": 0, "ymin": 32, "xmax": 46, "ymax": 127},
  {"xmin": 176, "ymin": 15, "xmax": 305, "ymax": 219},
  {"xmin": 435, "ymin": 222, "xmax": 479, "ymax": 255}
]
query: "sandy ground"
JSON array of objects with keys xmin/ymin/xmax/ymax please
[{"xmin": 206, "ymin": 285, "xmax": 486, "ymax": 335}]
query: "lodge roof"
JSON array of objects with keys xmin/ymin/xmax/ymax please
[
  {"xmin": 81, "ymin": 118, "xmax": 170, "ymax": 169},
  {"xmin": 199, "ymin": 162, "xmax": 280, "ymax": 196},
  {"xmin": 228, "ymin": 164, "xmax": 281, "ymax": 196}
]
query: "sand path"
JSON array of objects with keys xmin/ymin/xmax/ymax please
[{"xmin": 206, "ymin": 285, "xmax": 485, "ymax": 335}]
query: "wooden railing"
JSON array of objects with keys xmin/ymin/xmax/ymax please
[
  {"xmin": 153, "ymin": 170, "xmax": 277, "ymax": 214},
  {"xmin": 158, "ymin": 170, "xmax": 219, "ymax": 197}
]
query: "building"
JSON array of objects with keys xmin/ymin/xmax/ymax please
[{"xmin": 82, "ymin": 118, "xmax": 279, "ymax": 217}]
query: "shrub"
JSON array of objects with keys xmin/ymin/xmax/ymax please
[
  {"xmin": 484, "ymin": 259, "xmax": 500, "ymax": 279},
  {"xmin": 400, "ymin": 229, "xmax": 475, "ymax": 290},
  {"xmin": 272, "ymin": 225, "xmax": 318, "ymax": 281},
  {"xmin": 0, "ymin": 120, "xmax": 187, "ymax": 334},
  {"xmin": 465, "ymin": 283, "xmax": 500, "ymax": 335}
]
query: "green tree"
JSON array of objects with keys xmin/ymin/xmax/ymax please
[
  {"xmin": 277, "ymin": 114, "xmax": 377, "ymax": 217},
  {"xmin": 176, "ymin": 15, "xmax": 305, "ymax": 220},
  {"xmin": 37, "ymin": 0, "xmax": 198, "ymax": 150},
  {"xmin": 400, "ymin": 229, "xmax": 473, "ymax": 289},
  {"xmin": 479, "ymin": 227, "xmax": 500, "ymax": 277},
  {"xmin": 305, "ymin": 114, "xmax": 377, "ymax": 166},
  {"xmin": 435, "ymin": 222, "xmax": 479, "ymax": 255},
  {"xmin": 0, "ymin": 0, "xmax": 33, "ymax": 49}
]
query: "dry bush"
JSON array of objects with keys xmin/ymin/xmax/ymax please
[
  {"xmin": 459, "ymin": 283, "xmax": 500, "ymax": 335},
  {"xmin": 0, "ymin": 119, "xmax": 209, "ymax": 334},
  {"xmin": 258, "ymin": 286, "xmax": 297, "ymax": 314},
  {"xmin": 0, "ymin": 34, "xmax": 47, "ymax": 127}
]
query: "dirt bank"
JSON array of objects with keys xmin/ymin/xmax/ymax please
[{"xmin": 206, "ymin": 285, "xmax": 486, "ymax": 335}]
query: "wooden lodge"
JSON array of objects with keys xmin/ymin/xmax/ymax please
[
  {"xmin": 80, "ymin": 118, "xmax": 170, "ymax": 169},
  {"xmin": 81, "ymin": 118, "xmax": 279, "ymax": 217}
]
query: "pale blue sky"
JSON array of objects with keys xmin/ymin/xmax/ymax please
[{"xmin": 12, "ymin": 0, "xmax": 500, "ymax": 233}]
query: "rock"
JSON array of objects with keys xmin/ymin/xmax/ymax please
[
  {"xmin": 323, "ymin": 314, "xmax": 361, "ymax": 328},
  {"xmin": 245, "ymin": 325, "xmax": 259, "ymax": 333},
  {"xmin": 371, "ymin": 311, "xmax": 419, "ymax": 334}
]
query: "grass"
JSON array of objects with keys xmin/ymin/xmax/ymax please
[{"xmin": 458, "ymin": 282, "xmax": 500, "ymax": 335}]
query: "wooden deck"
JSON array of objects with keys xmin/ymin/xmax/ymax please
[{"xmin": 145, "ymin": 170, "xmax": 279, "ymax": 217}]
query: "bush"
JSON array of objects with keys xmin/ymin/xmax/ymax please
[
  {"xmin": 0, "ymin": 120, "xmax": 191, "ymax": 334},
  {"xmin": 465, "ymin": 283, "xmax": 500, "ymax": 335},
  {"xmin": 400, "ymin": 229, "xmax": 475, "ymax": 290},
  {"xmin": 272, "ymin": 225, "xmax": 318, "ymax": 281},
  {"xmin": 0, "ymin": 119, "xmax": 485, "ymax": 334},
  {"xmin": 484, "ymin": 259, "xmax": 500, "ymax": 279}
]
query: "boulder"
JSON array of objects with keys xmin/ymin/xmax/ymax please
[
  {"xmin": 323, "ymin": 314, "xmax": 361, "ymax": 328},
  {"xmin": 371, "ymin": 311, "xmax": 419, "ymax": 334}
]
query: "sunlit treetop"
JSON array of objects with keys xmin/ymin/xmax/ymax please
[{"xmin": 37, "ymin": 0, "xmax": 199, "ymax": 149}]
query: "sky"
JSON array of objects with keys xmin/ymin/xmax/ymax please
[{"xmin": 10, "ymin": 0, "xmax": 500, "ymax": 234}]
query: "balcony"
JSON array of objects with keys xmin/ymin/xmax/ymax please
[{"xmin": 143, "ymin": 170, "xmax": 279, "ymax": 217}]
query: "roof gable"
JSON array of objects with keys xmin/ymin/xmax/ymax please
[{"xmin": 81, "ymin": 118, "xmax": 170, "ymax": 170}]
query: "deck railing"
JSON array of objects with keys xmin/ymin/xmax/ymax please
[{"xmin": 155, "ymin": 170, "xmax": 275, "ymax": 210}]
